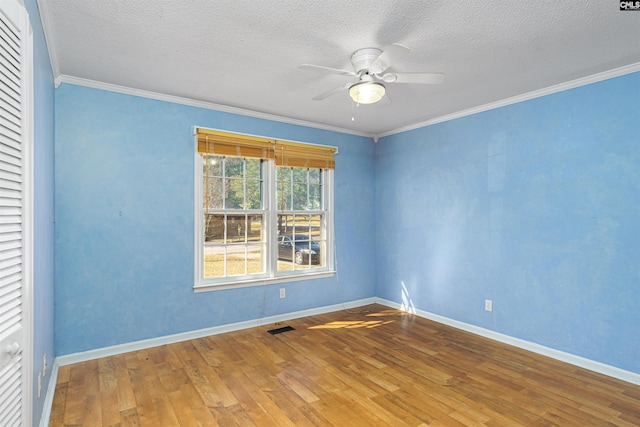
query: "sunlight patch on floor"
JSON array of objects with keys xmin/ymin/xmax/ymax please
[
  {"xmin": 365, "ymin": 309, "xmax": 409, "ymax": 317},
  {"xmin": 308, "ymin": 320, "xmax": 394, "ymax": 329}
]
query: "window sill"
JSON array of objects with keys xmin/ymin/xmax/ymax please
[{"xmin": 193, "ymin": 270, "xmax": 336, "ymax": 293}]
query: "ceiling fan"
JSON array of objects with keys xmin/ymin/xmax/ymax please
[{"xmin": 300, "ymin": 44, "xmax": 444, "ymax": 104}]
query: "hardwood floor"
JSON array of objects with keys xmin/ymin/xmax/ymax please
[{"xmin": 49, "ymin": 304, "xmax": 640, "ymax": 426}]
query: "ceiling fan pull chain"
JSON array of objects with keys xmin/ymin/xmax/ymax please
[{"xmin": 351, "ymin": 100, "xmax": 360, "ymax": 121}]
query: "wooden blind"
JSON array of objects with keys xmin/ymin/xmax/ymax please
[
  {"xmin": 275, "ymin": 140, "xmax": 336, "ymax": 169},
  {"xmin": 196, "ymin": 128, "xmax": 336, "ymax": 169},
  {"xmin": 196, "ymin": 128, "xmax": 275, "ymax": 160}
]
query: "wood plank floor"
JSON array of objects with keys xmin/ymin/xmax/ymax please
[{"xmin": 49, "ymin": 304, "xmax": 640, "ymax": 426}]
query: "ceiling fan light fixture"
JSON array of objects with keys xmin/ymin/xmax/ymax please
[{"xmin": 349, "ymin": 81, "xmax": 385, "ymax": 104}]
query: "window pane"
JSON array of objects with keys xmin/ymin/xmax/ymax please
[
  {"xmin": 275, "ymin": 213, "xmax": 324, "ymax": 270},
  {"xmin": 291, "ymin": 167, "xmax": 307, "ymax": 183},
  {"xmin": 246, "ymin": 158, "xmax": 262, "ymax": 179},
  {"xmin": 224, "ymin": 178, "xmax": 243, "ymax": 209},
  {"xmin": 204, "ymin": 177, "xmax": 223, "ymax": 209},
  {"xmin": 276, "ymin": 167, "xmax": 323, "ymax": 211},
  {"xmin": 276, "ymin": 214, "xmax": 324, "ymax": 240},
  {"xmin": 226, "ymin": 214, "xmax": 245, "ymax": 243},
  {"xmin": 225, "ymin": 157, "xmax": 244, "ymax": 179},
  {"xmin": 204, "ymin": 214, "xmax": 224, "ymax": 242},
  {"xmin": 247, "ymin": 215, "xmax": 262, "ymax": 242},
  {"xmin": 245, "ymin": 180, "xmax": 261, "ymax": 209},
  {"xmin": 276, "ymin": 167, "xmax": 292, "ymax": 211},
  {"xmin": 292, "ymin": 183, "xmax": 307, "ymax": 210},
  {"xmin": 247, "ymin": 244, "xmax": 263, "ymax": 274},
  {"xmin": 226, "ymin": 245, "xmax": 247, "ymax": 276},
  {"xmin": 277, "ymin": 214, "xmax": 294, "ymax": 235},
  {"xmin": 309, "ymin": 168, "xmax": 320, "ymax": 184},
  {"xmin": 293, "ymin": 233, "xmax": 320, "ymax": 270},
  {"xmin": 204, "ymin": 245, "xmax": 225, "ymax": 278},
  {"xmin": 294, "ymin": 214, "xmax": 311, "ymax": 234},
  {"xmin": 203, "ymin": 214, "xmax": 266, "ymax": 279},
  {"xmin": 310, "ymin": 214, "xmax": 322, "ymax": 239},
  {"xmin": 276, "ymin": 179, "xmax": 292, "ymax": 211},
  {"xmin": 277, "ymin": 232, "xmax": 294, "ymax": 271},
  {"xmin": 277, "ymin": 167, "xmax": 289, "ymax": 182},
  {"xmin": 203, "ymin": 155, "xmax": 223, "ymax": 177},
  {"xmin": 309, "ymin": 184, "xmax": 321, "ymax": 210}
]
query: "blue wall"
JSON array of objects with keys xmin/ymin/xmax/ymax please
[
  {"xmin": 53, "ymin": 62, "xmax": 638, "ymax": 377},
  {"xmin": 24, "ymin": 0, "xmax": 56, "ymax": 423},
  {"xmin": 54, "ymin": 85, "xmax": 376, "ymax": 355},
  {"xmin": 375, "ymin": 71, "xmax": 640, "ymax": 373}
]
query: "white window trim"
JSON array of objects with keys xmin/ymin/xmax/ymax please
[{"xmin": 193, "ymin": 134, "xmax": 336, "ymax": 292}]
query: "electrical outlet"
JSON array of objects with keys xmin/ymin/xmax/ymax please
[
  {"xmin": 279, "ymin": 288, "xmax": 286, "ymax": 299},
  {"xmin": 38, "ymin": 372, "xmax": 42, "ymax": 398},
  {"xmin": 485, "ymin": 299, "xmax": 493, "ymax": 312},
  {"xmin": 43, "ymin": 354, "xmax": 47, "ymax": 377}
]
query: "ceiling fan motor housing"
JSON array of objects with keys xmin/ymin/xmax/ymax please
[{"xmin": 351, "ymin": 48, "xmax": 383, "ymax": 74}]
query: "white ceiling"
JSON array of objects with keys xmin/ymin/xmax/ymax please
[{"xmin": 38, "ymin": 0, "xmax": 640, "ymax": 137}]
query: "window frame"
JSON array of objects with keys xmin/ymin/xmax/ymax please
[
  {"xmin": 193, "ymin": 129, "xmax": 336, "ymax": 292},
  {"xmin": 202, "ymin": 156, "xmax": 268, "ymax": 279}
]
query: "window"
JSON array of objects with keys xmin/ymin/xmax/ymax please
[
  {"xmin": 276, "ymin": 166, "xmax": 325, "ymax": 271},
  {"xmin": 203, "ymin": 156, "xmax": 265, "ymax": 278},
  {"xmin": 194, "ymin": 128, "xmax": 336, "ymax": 290}
]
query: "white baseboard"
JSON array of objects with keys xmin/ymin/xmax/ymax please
[
  {"xmin": 38, "ymin": 360, "xmax": 59, "ymax": 427},
  {"xmin": 375, "ymin": 297, "xmax": 640, "ymax": 386},
  {"xmin": 40, "ymin": 297, "xmax": 375, "ymax": 426},
  {"xmin": 54, "ymin": 297, "xmax": 377, "ymax": 367},
  {"xmin": 41, "ymin": 295, "xmax": 639, "ymax": 426}
]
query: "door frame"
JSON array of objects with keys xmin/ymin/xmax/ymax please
[
  {"xmin": 1, "ymin": 0, "xmax": 35, "ymax": 425},
  {"xmin": 22, "ymin": 0, "xmax": 34, "ymax": 423}
]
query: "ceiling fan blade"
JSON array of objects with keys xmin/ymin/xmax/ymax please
[
  {"xmin": 312, "ymin": 83, "xmax": 350, "ymax": 101},
  {"xmin": 383, "ymin": 72, "xmax": 445, "ymax": 84},
  {"xmin": 299, "ymin": 64, "xmax": 356, "ymax": 76},
  {"xmin": 369, "ymin": 44, "xmax": 410, "ymax": 74}
]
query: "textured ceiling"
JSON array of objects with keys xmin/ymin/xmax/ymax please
[{"xmin": 39, "ymin": 0, "xmax": 640, "ymax": 136}]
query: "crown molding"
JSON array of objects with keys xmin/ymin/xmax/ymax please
[
  {"xmin": 377, "ymin": 62, "xmax": 640, "ymax": 139},
  {"xmin": 55, "ymin": 60, "xmax": 640, "ymax": 142},
  {"xmin": 56, "ymin": 75, "xmax": 374, "ymax": 138}
]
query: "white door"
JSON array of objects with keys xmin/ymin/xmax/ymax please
[{"xmin": 0, "ymin": 0, "xmax": 32, "ymax": 425}]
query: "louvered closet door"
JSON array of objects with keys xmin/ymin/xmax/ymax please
[{"xmin": 0, "ymin": 1, "xmax": 30, "ymax": 425}]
